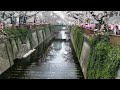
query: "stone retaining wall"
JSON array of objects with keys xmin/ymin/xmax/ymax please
[
  {"xmin": 0, "ymin": 25, "xmax": 55, "ymax": 75},
  {"xmin": 70, "ymin": 30, "xmax": 90, "ymax": 79}
]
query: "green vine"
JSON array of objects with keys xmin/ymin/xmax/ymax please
[
  {"xmin": 4, "ymin": 27, "xmax": 32, "ymax": 44},
  {"xmin": 71, "ymin": 26, "xmax": 84, "ymax": 60}
]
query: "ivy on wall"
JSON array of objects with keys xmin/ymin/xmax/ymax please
[
  {"xmin": 71, "ymin": 26, "xmax": 84, "ymax": 60},
  {"xmin": 4, "ymin": 27, "xmax": 32, "ymax": 44},
  {"xmin": 4, "ymin": 25, "xmax": 54, "ymax": 49}
]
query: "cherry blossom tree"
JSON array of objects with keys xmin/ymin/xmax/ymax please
[{"xmin": 89, "ymin": 11, "xmax": 120, "ymax": 32}]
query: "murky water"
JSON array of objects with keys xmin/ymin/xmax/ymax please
[{"xmin": 0, "ymin": 30, "xmax": 84, "ymax": 79}]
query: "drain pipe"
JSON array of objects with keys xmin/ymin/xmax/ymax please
[{"xmin": 22, "ymin": 49, "xmax": 36, "ymax": 58}]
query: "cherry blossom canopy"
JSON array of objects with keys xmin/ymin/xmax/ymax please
[{"xmin": 0, "ymin": 11, "xmax": 119, "ymax": 25}]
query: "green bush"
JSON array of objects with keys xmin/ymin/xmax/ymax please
[
  {"xmin": 4, "ymin": 27, "xmax": 32, "ymax": 44},
  {"xmin": 71, "ymin": 26, "xmax": 120, "ymax": 79},
  {"xmin": 87, "ymin": 35, "xmax": 120, "ymax": 79}
]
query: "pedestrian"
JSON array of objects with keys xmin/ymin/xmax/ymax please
[
  {"xmin": 118, "ymin": 24, "xmax": 120, "ymax": 35},
  {"xmin": 113, "ymin": 25, "xmax": 117, "ymax": 35},
  {"xmin": 116, "ymin": 25, "xmax": 119, "ymax": 35}
]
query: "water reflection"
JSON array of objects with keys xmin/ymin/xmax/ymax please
[
  {"xmin": 26, "ymin": 40, "xmax": 84, "ymax": 79},
  {"xmin": 61, "ymin": 31, "xmax": 66, "ymax": 39},
  {"xmin": 55, "ymin": 30, "xmax": 68, "ymax": 40},
  {"xmin": 52, "ymin": 41, "xmax": 62, "ymax": 51}
]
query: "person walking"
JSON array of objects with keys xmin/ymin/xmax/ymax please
[
  {"xmin": 114, "ymin": 25, "xmax": 117, "ymax": 35},
  {"xmin": 118, "ymin": 24, "xmax": 120, "ymax": 35},
  {"xmin": 116, "ymin": 25, "xmax": 119, "ymax": 35}
]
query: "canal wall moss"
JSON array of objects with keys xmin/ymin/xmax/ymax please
[
  {"xmin": 70, "ymin": 26, "xmax": 84, "ymax": 60},
  {"xmin": 70, "ymin": 26, "xmax": 120, "ymax": 79},
  {"xmin": 70, "ymin": 26, "xmax": 90, "ymax": 78},
  {"xmin": 0, "ymin": 25, "xmax": 55, "ymax": 75}
]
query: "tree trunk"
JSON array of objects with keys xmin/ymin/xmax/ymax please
[{"xmin": 19, "ymin": 16, "xmax": 23, "ymax": 26}]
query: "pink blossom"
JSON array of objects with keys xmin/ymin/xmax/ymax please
[
  {"xmin": 0, "ymin": 23, "xmax": 4, "ymax": 29},
  {"xmin": 118, "ymin": 24, "xmax": 120, "ymax": 30}
]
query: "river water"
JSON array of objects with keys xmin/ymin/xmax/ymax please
[{"xmin": 0, "ymin": 29, "xmax": 84, "ymax": 79}]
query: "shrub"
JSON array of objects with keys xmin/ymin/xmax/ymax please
[
  {"xmin": 87, "ymin": 35, "xmax": 120, "ymax": 79},
  {"xmin": 4, "ymin": 27, "xmax": 32, "ymax": 44}
]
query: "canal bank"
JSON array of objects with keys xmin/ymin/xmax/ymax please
[
  {"xmin": 70, "ymin": 26, "xmax": 90, "ymax": 79},
  {"xmin": 70, "ymin": 26, "xmax": 120, "ymax": 79},
  {"xmin": 0, "ymin": 25, "xmax": 55, "ymax": 75}
]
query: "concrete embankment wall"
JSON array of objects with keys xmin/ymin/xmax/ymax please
[
  {"xmin": 70, "ymin": 28, "xmax": 90, "ymax": 79},
  {"xmin": 0, "ymin": 25, "xmax": 55, "ymax": 75},
  {"xmin": 79, "ymin": 39, "xmax": 90, "ymax": 78}
]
